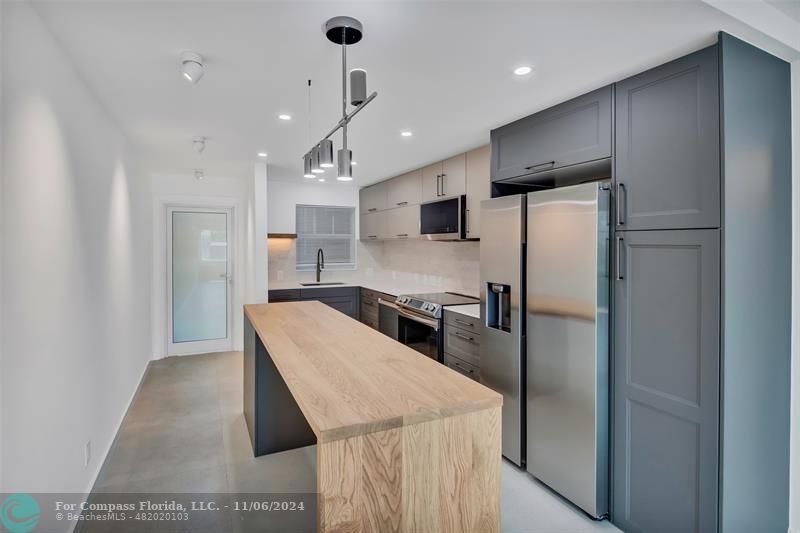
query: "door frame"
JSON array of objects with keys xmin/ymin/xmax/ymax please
[{"xmin": 165, "ymin": 205, "xmax": 235, "ymax": 356}]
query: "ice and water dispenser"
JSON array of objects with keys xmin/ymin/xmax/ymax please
[{"xmin": 485, "ymin": 283, "xmax": 511, "ymax": 332}]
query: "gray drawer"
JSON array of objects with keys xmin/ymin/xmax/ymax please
[
  {"xmin": 444, "ymin": 325, "xmax": 480, "ymax": 366},
  {"xmin": 361, "ymin": 313, "xmax": 378, "ymax": 330},
  {"xmin": 444, "ymin": 354, "xmax": 480, "ymax": 382},
  {"xmin": 444, "ymin": 310, "xmax": 481, "ymax": 334}
]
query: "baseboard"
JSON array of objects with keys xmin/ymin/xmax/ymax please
[{"xmin": 72, "ymin": 358, "xmax": 152, "ymax": 533}]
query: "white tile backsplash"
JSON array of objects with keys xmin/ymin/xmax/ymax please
[{"xmin": 268, "ymin": 238, "xmax": 479, "ymax": 295}]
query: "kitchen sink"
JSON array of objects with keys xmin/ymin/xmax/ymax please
[{"xmin": 299, "ymin": 282, "xmax": 347, "ymax": 286}]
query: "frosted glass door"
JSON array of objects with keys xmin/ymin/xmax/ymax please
[{"xmin": 171, "ymin": 211, "xmax": 229, "ymax": 344}]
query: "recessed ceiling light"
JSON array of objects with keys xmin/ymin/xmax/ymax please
[
  {"xmin": 278, "ymin": 114, "xmax": 292, "ymax": 121},
  {"xmin": 400, "ymin": 131, "xmax": 413, "ymax": 137},
  {"xmin": 351, "ymin": 161, "xmax": 358, "ymax": 166},
  {"xmin": 318, "ymin": 178, "xmax": 326, "ymax": 182},
  {"xmin": 514, "ymin": 66, "xmax": 533, "ymax": 76},
  {"xmin": 257, "ymin": 152, "xmax": 268, "ymax": 158}
]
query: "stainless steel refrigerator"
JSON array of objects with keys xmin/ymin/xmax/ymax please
[
  {"xmin": 480, "ymin": 194, "xmax": 526, "ymax": 467},
  {"xmin": 480, "ymin": 182, "xmax": 609, "ymax": 518}
]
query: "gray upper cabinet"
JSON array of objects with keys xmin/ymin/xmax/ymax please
[
  {"xmin": 359, "ymin": 182, "xmax": 387, "ymax": 214},
  {"xmin": 387, "ymin": 169, "xmax": 422, "ymax": 207},
  {"xmin": 490, "ymin": 85, "xmax": 612, "ymax": 182},
  {"xmin": 613, "ymin": 229, "xmax": 720, "ymax": 533},
  {"xmin": 615, "ymin": 45, "xmax": 720, "ymax": 231}
]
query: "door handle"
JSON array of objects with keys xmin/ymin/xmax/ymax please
[
  {"xmin": 616, "ymin": 183, "xmax": 626, "ymax": 225},
  {"xmin": 616, "ymin": 236, "xmax": 625, "ymax": 281}
]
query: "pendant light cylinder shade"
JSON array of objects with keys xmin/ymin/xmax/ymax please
[
  {"xmin": 350, "ymin": 69, "xmax": 367, "ymax": 106},
  {"xmin": 303, "ymin": 153, "xmax": 314, "ymax": 178},
  {"xmin": 319, "ymin": 139, "xmax": 334, "ymax": 168},
  {"xmin": 311, "ymin": 145, "xmax": 323, "ymax": 173},
  {"xmin": 337, "ymin": 149, "xmax": 353, "ymax": 181}
]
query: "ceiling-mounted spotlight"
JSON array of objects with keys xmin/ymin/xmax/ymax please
[
  {"xmin": 337, "ymin": 148, "xmax": 353, "ymax": 181},
  {"xmin": 180, "ymin": 51, "xmax": 204, "ymax": 84},
  {"xmin": 192, "ymin": 136, "xmax": 206, "ymax": 153},
  {"xmin": 303, "ymin": 153, "xmax": 314, "ymax": 178},
  {"xmin": 319, "ymin": 139, "xmax": 334, "ymax": 168},
  {"xmin": 194, "ymin": 169, "xmax": 204, "ymax": 180}
]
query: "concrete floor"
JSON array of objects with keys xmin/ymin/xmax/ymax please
[{"xmin": 92, "ymin": 351, "xmax": 620, "ymax": 533}]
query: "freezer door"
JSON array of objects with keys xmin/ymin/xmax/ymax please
[
  {"xmin": 480, "ymin": 194, "xmax": 526, "ymax": 466},
  {"xmin": 526, "ymin": 182, "xmax": 609, "ymax": 518}
]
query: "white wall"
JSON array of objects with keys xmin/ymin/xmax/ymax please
[
  {"xmin": 1, "ymin": 1, "xmax": 152, "ymax": 501},
  {"xmin": 151, "ymin": 172, "xmax": 252, "ymax": 357}
]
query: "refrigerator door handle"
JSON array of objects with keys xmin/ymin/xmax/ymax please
[
  {"xmin": 616, "ymin": 182, "xmax": 626, "ymax": 225},
  {"xmin": 616, "ymin": 236, "xmax": 625, "ymax": 280}
]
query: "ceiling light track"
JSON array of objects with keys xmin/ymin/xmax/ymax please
[{"xmin": 302, "ymin": 16, "xmax": 377, "ymax": 182}]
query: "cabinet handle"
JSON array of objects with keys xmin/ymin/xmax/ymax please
[
  {"xmin": 524, "ymin": 161, "xmax": 556, "ymax": 172},
  {"xmin": 436, "ymin": 175, "xmax": 442, "ymax": 197},
  {"xmin": 396, "ymin": 233, "xmax": 408, "ymax": 238},
  {"xmin": 616, "ymin": 236, "xmax": 625, "ymax": 281},
  {"xmin": 368, "ymin": 207, "xmax": 377, "ymax": 212},
  {"xmin": 367, "ymin": 235, "xmax": 377, "ymax": 239},
  {"xmin": 616, "ymin": 183, "xmax": 626, "ymax": 225},
  {"xmin": 396, "ymin": 201, "xmax": 408, "ymax": 206},
  {"xmin": 441, "ymin": 173, "xmax": 447, "ymax": 196},
  {"xmin": 453, "ymin": 331, "xmax": 475, "ymax": 342},
  {"xmin": 454, "ymin": 318, "xmax": 474, "ymax": 327},
  {"xmin": 451, "ymin": 360, "xmax": 475, "ymax": 374}
]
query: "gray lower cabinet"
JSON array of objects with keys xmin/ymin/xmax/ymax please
[
  {"xmin": 491, "ymin": 85, "xmax": 612, "ymax": 183},
  {"xmin": 615, "ymin": 45, "xmax": 720, "ymax": 231},
  {"xmin": 267, "ymin": 287, "xmax": 359, "ymax": 320},
  {"xmin": 443, "ymin": 310, "xmax": 481, "ymax": 382},
  {"xmin": 360, "ymin": 287, "xmax": 394, "ymax": 330},
  {"xmin": 612, "ymin": 229, "xmax": 720, "ymax": 533},
  {"xmin": 267, "ymin": 289, "xmax": 300, "ymax": 302}
]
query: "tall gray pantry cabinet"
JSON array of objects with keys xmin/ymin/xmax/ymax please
[{"xmin": 611, "ymin": 33, "xmax": 791, "ymax": 533}]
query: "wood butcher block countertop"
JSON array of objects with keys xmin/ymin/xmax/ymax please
[{"xmin": 244, "ymin": 301, "xmax": 502, "ymax": 443}]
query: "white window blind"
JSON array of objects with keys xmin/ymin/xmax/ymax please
[{"xmin": 296, "ymin": 205, "xmax": 356, "ymax": 271}]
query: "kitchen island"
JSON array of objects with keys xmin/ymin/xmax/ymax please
[{"xmin": 243, "ymin": 300, "xmax": 502, "ymax": 533}]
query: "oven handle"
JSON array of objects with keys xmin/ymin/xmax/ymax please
[
  {"xmin": 378, "ymin": 298, "xmax": 399, "ymax": 310},
  {"xmin": 396, "ymin": 306, "xmax": 440, "ymax": 330}
]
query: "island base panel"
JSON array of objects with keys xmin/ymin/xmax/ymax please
[
  {"xmin": 244, "ymin": 314, "xmax": 317, "ymax": 457},
  {"xmin": 317, "ymin": 406, "xmax": 501, "ymax": 533}
]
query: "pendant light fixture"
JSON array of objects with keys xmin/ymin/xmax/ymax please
[
  {"xmin": 303, "ymin": 80, "xmax": 315, "ymax": 178},
  {"xmin": 300, "ymin": 16, "xmax": 377, "ymax": 182}
]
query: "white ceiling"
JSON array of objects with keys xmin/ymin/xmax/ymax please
[{"xmin": 32, "ymin": 0, "xmax": 799, "ymax": 186}]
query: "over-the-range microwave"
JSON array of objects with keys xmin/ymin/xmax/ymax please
[{"xmin": 420, "ymin": 195, "xmax": 467, "ymax": 241}]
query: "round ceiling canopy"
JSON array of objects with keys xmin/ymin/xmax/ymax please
[{"xmin": 324, "ymin": 16, "xmax": 363, "ymax": 45}]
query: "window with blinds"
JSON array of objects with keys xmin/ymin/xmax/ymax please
[{"xmin": 295, "ymin": 205, "xmax": 356, "ymax": 271}]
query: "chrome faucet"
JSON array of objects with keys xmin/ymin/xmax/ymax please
[{"xmin": 316, "ymin": 248, "xmax": 325, "ymax": 282}]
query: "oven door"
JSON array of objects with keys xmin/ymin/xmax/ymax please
[
  {"xmin": 420, "ymin": 195, "xmax": 466, "ymax": 240},
  {"xmin": 396, "ymin": 307, "xmax": 441, "ymax": 361}
]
